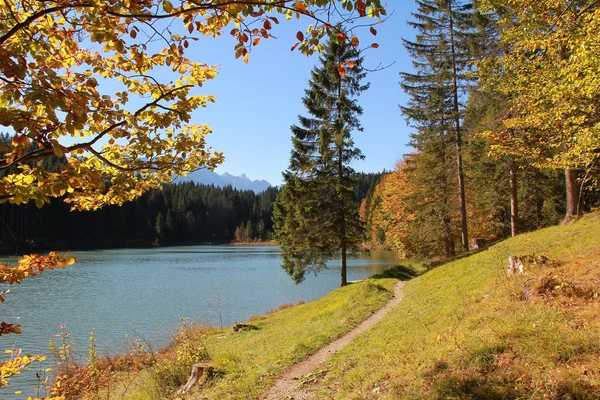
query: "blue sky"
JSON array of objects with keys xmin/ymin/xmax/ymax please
[{"xmin": 176, "ymin": 3, "xmax": 418, "ymax": 186}]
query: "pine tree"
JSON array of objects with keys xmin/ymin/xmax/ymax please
[
  {"xmin": 273, "ymin": 32, "xmax": 368, "ymax": 286},
  {"xmin": 401, "ymin": 0, "xmax": 477, "ymax": 253}
]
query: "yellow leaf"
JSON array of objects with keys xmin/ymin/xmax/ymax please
[{"xmin": 163, "ymin": 0, "xmax": 173, "ymax": 13}]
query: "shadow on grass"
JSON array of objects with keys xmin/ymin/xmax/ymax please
[{"xmin": 372, "ymin": 264, "xmax": 421, "ymax": 281}]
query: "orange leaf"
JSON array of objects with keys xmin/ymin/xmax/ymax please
[
  {"xmin": 296, "ymin": 31, "xmax": 304, "ymax": 41},
  {"xmin": 253, "ymin": 37, "xmax": 261, "ymax": 46},
  {"xmin": 337, "ymin": 33, "xmax": 347, "ymax": 42},
  {"xmin": 351, "ymin": 36, "xmax": 359, "ymax": 47},
  {"xmin": 338, "ymin": 65, "xmax": 346, "ymax": 78},
  {"xmin": 370, "ymin": 27, "xmax": 377, "ymax": 36},
  {"xmin": 347, "ymin": 61, "xmax": 355, "ymax": 68},
  {"xmin": 295, "ymin": 1, "xmax": 307, "ymax": 13},
  {"xmin": 371, "ymin": 43, "xmax": 379, "ymax": 48},
  {"xmin": 356, "ymin": 0, "xmax": 366, "ymax": 17}
]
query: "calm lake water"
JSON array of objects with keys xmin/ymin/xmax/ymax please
[{"xmin": 1, "ymin": 245, "xmax": 397, "ymax": 397}]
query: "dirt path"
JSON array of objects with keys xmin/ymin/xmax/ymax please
[{"xmin": 264, "ymin": 281, "xmax": 405, "ymax": 400}]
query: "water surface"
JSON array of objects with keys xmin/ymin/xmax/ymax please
[{"xmin": 1, "ymin": 245, "xmax": 397, "ymax": 396}]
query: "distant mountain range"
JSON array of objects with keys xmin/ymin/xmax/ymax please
[{"xmin": 175, "ymin": 169, "xmax": 272, "ymax": 193}]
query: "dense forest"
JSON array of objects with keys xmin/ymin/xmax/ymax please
[
  {"xmin": 0, "ymin": 182, "xmax": 279, "ymax": 253},
  {"xmin": 0, "ymin": 162, "xmax": 380, "ymax": 254}
]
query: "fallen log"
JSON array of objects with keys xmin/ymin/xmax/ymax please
[{"xmin": 233, "ymin": 322, "xmax": 258, "ymax": 332}]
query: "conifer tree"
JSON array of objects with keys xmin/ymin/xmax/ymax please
[
  {"xmin": 273, "ymin": 33, "xmax": 368, "ymax": 287},
  {"xmin": 400, "ymin": 0, "xmax": 476, "ymax": 253}
]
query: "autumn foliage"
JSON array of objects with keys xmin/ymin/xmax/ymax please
[{"xmin": 0, "ymin": 0, "xmax": 386, "ymax": 392}]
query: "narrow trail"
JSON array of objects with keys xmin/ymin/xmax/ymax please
[{"xmin": 264, "ymin": 281, "xmax": 405, "ymax": 400}]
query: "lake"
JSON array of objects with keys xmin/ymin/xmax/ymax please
[{"xmin": 1, "ymin": 245, "xmax": 398, "ymax": 397}]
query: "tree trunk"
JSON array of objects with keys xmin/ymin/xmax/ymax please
[
  {"xmin": 340, "ymin": 246, "xmax": 347, "ymax": 287},
  {"xmin": 336, "ymin": 71, "xmax": 348, "ymax": 288},
  {"xmin": 509, "ymin": 162, "xmax": 519, "ymax": 236},
  {"xmin": 447, "ymin": 0, "xmax": 469, "ymax": 252},
  {"xmin": 443, "ymin": 221, "xmax": 455, "ymax": 258},
  {"xmin": 563, "ymin": 168, "xmax": 581, "ymax": 224}
]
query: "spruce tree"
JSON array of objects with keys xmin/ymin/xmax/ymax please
[
  {"xmin": 400, "ymin": 0, "xmax": 476, "ymax": 253},
  {"xmin": 273, "ymin": 32, "xmax": 368, "ymax": 287}
]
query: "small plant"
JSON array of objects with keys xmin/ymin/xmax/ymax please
[{"xmin": 206, "ymin": 285, "xmax": 224, "ymax": 329}]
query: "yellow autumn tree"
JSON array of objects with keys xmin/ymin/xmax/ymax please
[
  {"xmin": 0, "ymin": 0, "xmax": 386, "ymax": 390},
  {"xmin": 373, "ymin": 157, "xmax": 415, "ymax": 257},
  {"xmin": 478, "ymin": 0, "xmax": 600, "ymax": 223}
]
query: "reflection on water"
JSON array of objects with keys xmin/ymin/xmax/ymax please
[{"xmin": 0, "ymin": 246, "xmax": 398, "ymax": 397}]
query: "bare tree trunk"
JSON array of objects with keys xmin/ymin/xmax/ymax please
[
  {"xmin": 448, "ymin": 0, "xmax": 469, "ymax": 252},
  {"xmin": 340, "ymin": 246, "xmax": 347, "ymax": 287},
  {"xmin": 564, "ymin": 168, "xmax": 581, "ymax": 224},
  {"xmin": 509, "ymin": 162, "xmax": 519, "ymax": 236},
  {"xmin": 336, "ymin": 72, "xmax": 348, "ymax": 288}
]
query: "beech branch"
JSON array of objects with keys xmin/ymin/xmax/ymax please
[{"xmin": 0, "ymin": 85, "xmax": 193, "ymax": 170}]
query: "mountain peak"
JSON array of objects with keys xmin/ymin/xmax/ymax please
[{"xmin": 175, "ymin": 170, "xmax": 271, "ymax": 193}]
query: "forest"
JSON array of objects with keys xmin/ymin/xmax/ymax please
[
  {"xmin": 0, "ymin": 151, "xmax": 380, "ymax": 253},
  {"xmin": 357, "ymin": 0, "xmax": 600, "ymax": 259}
]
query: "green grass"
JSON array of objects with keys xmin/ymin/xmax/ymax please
[
  {"xmin": 306, "ymin": 213, "xmax": 600, "ymax": 399},
  {"xmin": 102, "ymin": 215, "xmax": 600, "ymax": 400},
  {"xmin": 109, "ymin": 274, "xmax": 408, "ymax": 399}
]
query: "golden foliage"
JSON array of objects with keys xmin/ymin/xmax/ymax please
[
  {"xmin": 478, "ymin": 0, "xmax": 600, "ymax": 171},
  {"xmin": 0, "ymin": 0, "xmax": 387, "ymax": 391}
]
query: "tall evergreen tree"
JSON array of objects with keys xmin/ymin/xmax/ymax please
[
  {"xmin": 273, "ymin": 32, "xmax": 368, "ymax": 286},
  {"xmin": 401, "ymin": 0, "xmax": 476, "ymax": 252}
]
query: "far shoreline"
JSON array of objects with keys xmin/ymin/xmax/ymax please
[{"xmin": 229, "ymin": 241, "xmax": 278, "ymax": 246}]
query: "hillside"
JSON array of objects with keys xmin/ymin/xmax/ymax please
[
  {"xmin": 67, "ymin": 214, "xmax": 600, "ymax": 399},
  {"xmin": 309, "ymin": 213, "xmax": 600, "ymax": 399}
]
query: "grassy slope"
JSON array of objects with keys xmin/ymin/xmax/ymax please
[
  {"xmin": 115, "ymin": 277, "xmax": 401, "ymax": 400},
  {"xmin": 305, "ymin": 214, "xmax": 600, "ymax": 399}
]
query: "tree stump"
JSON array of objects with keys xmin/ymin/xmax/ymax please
[
  {"xmin": 471, "ymin": 238, "xmax": 485, "ymax": 250},
  {"xmin": 507, "ymin": 256, "xmax": 524, "ymax": 276},
  {"xmin": 176, "ymin": 363, "xmax": 214, "ymax": 395}
]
